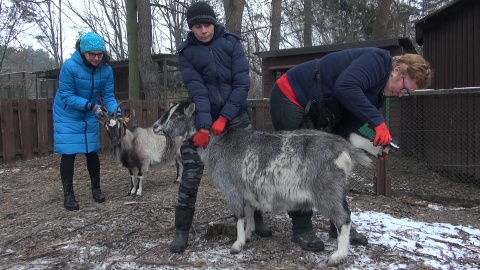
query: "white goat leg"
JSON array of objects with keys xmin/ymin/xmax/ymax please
[
  {"xmin": 327, "ymin": 222, "xmax": 351, "ymax": 266},
  {"xmin": 174, "ymin": 156, "xmax": 183, "ymax": 183},
  {"xmin": 244, "ymin": 203, "xmax": 254, "ymax": 242},
  {"xmin": 231, "ymin": 218, "xmax": 246, "ymax": 254},
  {"xmin": 129, "ymin": 175, "xmax": 136, "ymax": 195},
  {"xmin": 136, "ymin": 176, "xmax": 143, "ymax": 196}
]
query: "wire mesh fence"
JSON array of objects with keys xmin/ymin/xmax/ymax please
[
  {"xmin": 349, "ymin": 89, "xmax": 480, "ymax": 205},
  {"xmin": 386, "ymin": 89, "xmax": 480, "ymax": 205},
  {"xmin": 250, "ymin": 88, "xmax": 480, "ymax": 206}
]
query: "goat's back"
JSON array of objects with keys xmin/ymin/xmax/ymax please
[
  {"xmin": 129, "ymin": 127, "xmax": 176, "ymax": 164},
  {"xmin": 199, "ymin": 128, "xmax": 371, "ymax": 214}
]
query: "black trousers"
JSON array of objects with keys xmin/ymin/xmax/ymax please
[
  {"xmin": 60, "ymin": 152, "xmax": 100, "ymax": 183},
  {"xmin": 176, "ymin": 111, "xmax": 252, "ymax": 210},
  {"xmin": 270, "ymin": 84, "xmax": 315, "ymax": 130}
]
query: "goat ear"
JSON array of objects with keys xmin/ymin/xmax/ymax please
[{"xmin": 185, "ymin": 102, "xmax": 195, "ymax": 116}]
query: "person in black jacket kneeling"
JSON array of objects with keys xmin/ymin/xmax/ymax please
[{"xmin": 269, "ymin": 47, "xmax": 432, "ymax": 251}]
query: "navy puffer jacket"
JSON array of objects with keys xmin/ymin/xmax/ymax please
[
  {"xmin": 178, "ymin": 24, "xmax": 250, "ymax": 130},
  {"xmin": 285, "ymin": 48, "xmax": 391, "ymax": 136}
]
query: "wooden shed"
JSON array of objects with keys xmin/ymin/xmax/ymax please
[
  {"xmin": 255, "ymin": 38, "xmax": 417, "ymax": 99},
  {"xmin": 35, "ymin": 53, "xmax": 179, "ymax": 100},
  {"xmin": 415, "ymin": 0, "xmax": 480, "ymax": 89}
]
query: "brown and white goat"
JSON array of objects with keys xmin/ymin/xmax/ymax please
[{"xmin": 98, "ymin": 101, "xmax": 184, "ymax": 195}]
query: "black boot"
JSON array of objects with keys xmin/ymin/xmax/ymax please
[
  {"xmin": 170, "ymin": 206, "xmax": 195, "ymax": 253},
  {"xmin": 62, "ymin": 180, "xmax": 79, "ymax": 211},
  {"xmin": 329, "ymin": 221, "xmax": 368, "ymax": 246},
  {"xmin": 90, "ymin": 177, "xmax": 105, "ymax": 203},
  {"xmin": 254, "ymin": 210, "xmax": 273, "ymax": 237},
  {"xmin": 289, "ymin": 210, "xmax": 324, "ymax": 252}
]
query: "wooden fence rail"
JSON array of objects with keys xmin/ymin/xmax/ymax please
[
  {"xmin": 0, "ymin": 99, "xmax": 169, "ymax": 163},
  {"xmin": 0, "ymin": 99, "xmax": 272, "ymax": 164}
]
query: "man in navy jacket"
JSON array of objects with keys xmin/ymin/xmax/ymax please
[
  {"xmin": 270, "ymin": 47, "xmax": 432, "ymax": 251},
  {"xmin": 170, "ymin": 1, "xmax": 272, "ymax": 253}
]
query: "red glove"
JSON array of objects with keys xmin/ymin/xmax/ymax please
[
  {"xmin": 192, "ymin": 129, "xmax": 210, "ymax": 148},
  {"xmin": 211, "ymin": 116, "xmax": 228, "ymax": 136},
  {"xmin": 373, "ymin": 122, "xmax": 392, "ymax": 146}
]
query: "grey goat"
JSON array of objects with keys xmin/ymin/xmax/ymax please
[
  {"xmin": 152, "ymin": 100, "xmax": 375, "ymax": 266},
  {"xmin": 98, "ymin": 101, "xmax": 184, "ymax": 196}
]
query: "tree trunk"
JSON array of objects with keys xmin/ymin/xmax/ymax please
[
  {"xmin": 136, "ymin": 0, "xmax": 161, "ymax": 100},
  {"xmin": 126, "ymin": 0, "xmax": 140, "ymax": 100},
  {"xmin": 303, "ymin": 0, "xmax": 312, "ymax": 47},
  {"xmin": 223, "ymin": 0, "xmax": 245, "ymax": 35},
  {"xmin": 270, "ymin": 0, "xmax": 282, "ymax": 50},
  {"xmin": 371, "ymin": 0, "xmax": 393, "ymax": 40}
]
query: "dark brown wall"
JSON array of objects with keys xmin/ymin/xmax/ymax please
[
  {"xmin": 416, "ymin": 0, "xmax": 480, "ymax": 89},
  {"xmin": 113, "ymin": 68, "xmax": 130, "ymax": 100}
]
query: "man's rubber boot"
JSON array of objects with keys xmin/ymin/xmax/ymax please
[
  {"xmin": 254, "ymin": 210, "xmax": 273, "ymax": 237},
  {"xmin": 289, "ymin": 210, "xmax": 324, "ymax": 252},
  {"xmin": 170, "ymin": 206, "xmax": 195, "ymax": 253},
  {"xmin": 170, "ymin": 230, "xmax": 189, "ymax": 253}
]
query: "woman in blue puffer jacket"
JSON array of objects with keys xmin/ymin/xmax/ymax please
[
  {"xmin": 53, "ymin": 32, "xmax": 119, "ymax": 211},
  {"xmin": 169, "ymin": 1, "xmax": 271, "ymax": 254}
]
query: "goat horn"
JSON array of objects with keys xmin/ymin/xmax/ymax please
[{"xmin": 113, "ymin": 101, "xmax": 127, "ymax": 120}]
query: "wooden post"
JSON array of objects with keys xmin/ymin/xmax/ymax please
[
  {"xmin": 375, "ymin": 159, "xmax": 391, "ymax": 196},
  {"xmin": 374, "ymin": 105, "xmax": 392, "ymax": 196},
  {"xmin": 18, "ymin": 100, "xmax": 33, "ymax": 160},
  {"xmin": 0, "ymin": 100, "xmax": 16, "ymax": 163}
]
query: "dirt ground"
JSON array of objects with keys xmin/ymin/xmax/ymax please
[{"xmin": 1, "ymin": 153, "xmax": 479, "ymax": 270}]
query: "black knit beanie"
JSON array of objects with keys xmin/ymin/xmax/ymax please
[{"xmin": 186, "ymin": 1, "xmax": 217, "ymax": 29}]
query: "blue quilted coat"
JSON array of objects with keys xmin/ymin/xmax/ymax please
[
  {"xmin": 178, "ymin": 24, "xmax": 250, "ymax": 130},
  {"xmin": 53, "ymin": 50, "xmax": 118, "ymax": 154}
]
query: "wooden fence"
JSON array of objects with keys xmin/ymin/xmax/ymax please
[{"xmin": 0, "ymin": 99, "xmax": 271, "ymax": 163}]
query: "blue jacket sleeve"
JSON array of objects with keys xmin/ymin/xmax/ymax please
[
  {"xmin": 333, "ymin": 49, "xmax": 390, "ymax": 128},
  {"xmin": 220, "ymin": 37, "xmax": 250, "ymax": 121},
  {"xmin": 179, "ymin": 52, "xmax": 212, "ymax": 130},
  {"xmin": 99, "ymin": 66, "xmax": 119, "ymax": 115}
]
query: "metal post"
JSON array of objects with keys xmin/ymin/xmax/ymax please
[{"xmin": 374, "ymin": 106, "xmax": 392, "ymax": 196}]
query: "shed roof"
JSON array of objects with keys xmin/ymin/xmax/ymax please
[
  {"xmin": 34, "ymin": 53, "xmax": 178, "ymax": 79},
  {"xmin": 256, "ymin": 38, "xmax": 417, "ymax": 59}
]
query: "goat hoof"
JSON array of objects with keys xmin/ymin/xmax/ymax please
[
  {"xmin": 230, "ymin": 242, "xmax": 243, "ymax": 254},
  {"xmin": 327, "ymin": 250, "xmax": 347, "ymax": 266}
]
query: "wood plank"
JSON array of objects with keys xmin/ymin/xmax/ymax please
[
  {"xmin": 129, "ymin": 99, "xmax": 142, "ymax": 127},
  {"xmin": 145, "ymin": 100, "xmax": 158, "ymax": 126},
  {"xmin": 47, "ymin": 99, "xmax": 54, "ymax": 152},
  {"xmin": 36, "ymin": 99, "xmax": 49, "ymax": 156},
  {"xmin": 0, "ymin": 100, "xmax": 16, "ymax": 163},
  {"xmin": 18, "ymin": 100, "xmax": 33, "ymax": 160}
]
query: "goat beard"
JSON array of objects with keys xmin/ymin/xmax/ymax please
[{"xmin": 113, "ymin": 145, "xmax": 122, "ymax": 163}]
